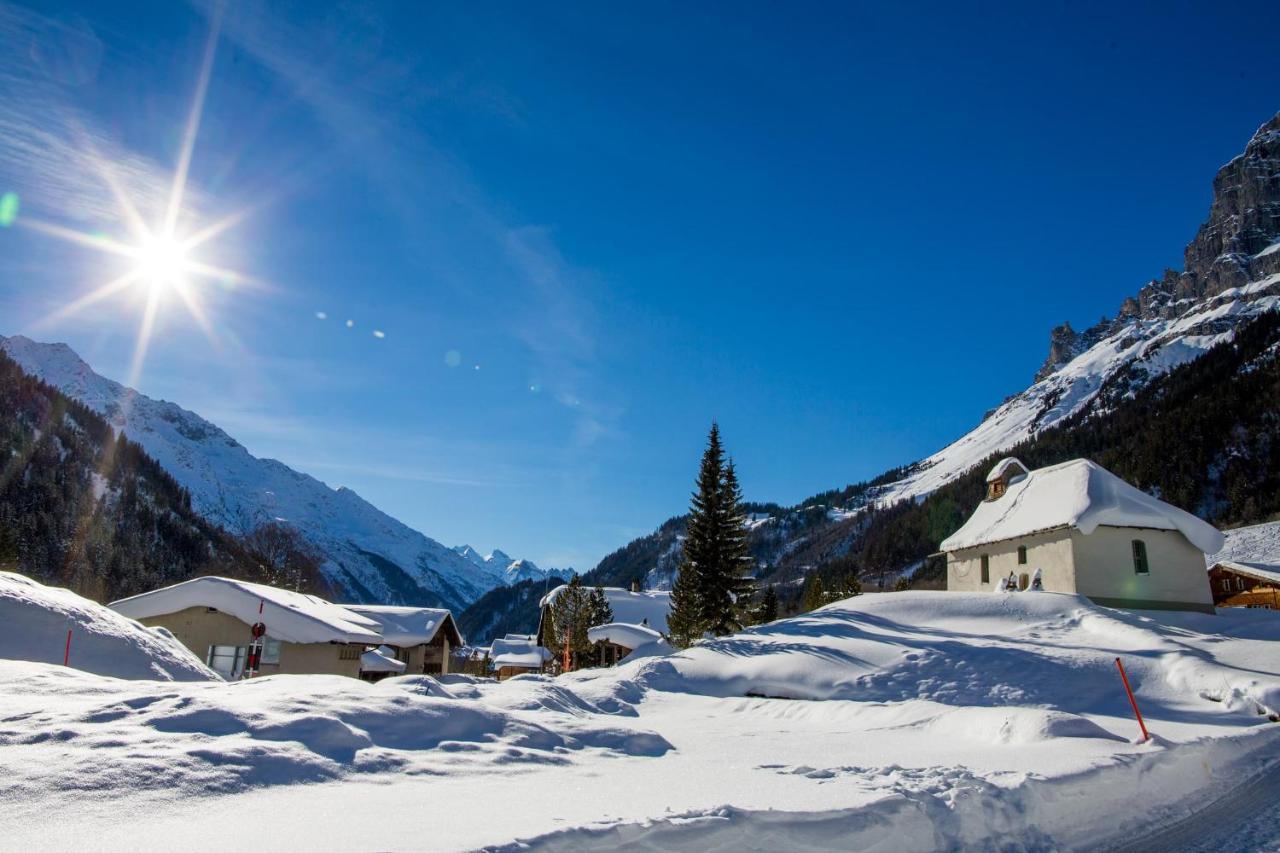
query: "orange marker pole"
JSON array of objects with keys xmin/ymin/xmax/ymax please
[{"xmin": 1115, "ymin": 657, "xmax": 1149, "ymax": 741}]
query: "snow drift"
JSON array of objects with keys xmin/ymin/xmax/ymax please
[{"xmin": 0, "ymin": 572, "xmax": 215, "ymax": 681}]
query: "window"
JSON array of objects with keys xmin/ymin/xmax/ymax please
[
  {"xmin": 260, "ymin": 637, "xmax": 281, "ymax": 665},
  {"xmin": 1017, "ymin": 546, "xmax": 1027, "ymax": 565},
  {"xmin": 1132, "ymin": 540, "xmax": 1149, "ymax": 575},
  {"xmin": 980, "ymin": 554, "xmax": 990, "ymax": 584},
  {"xmin": 207, "ymin": 645, "xmax": 246, "ymax": 679},
  {"xmin": 339, "ymin": 645, "xmax": 362, "ymax": 661}
]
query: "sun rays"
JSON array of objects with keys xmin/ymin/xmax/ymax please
[{"xmin": 19, "ymin": 4, "xmax": 249, "ymax": 389}]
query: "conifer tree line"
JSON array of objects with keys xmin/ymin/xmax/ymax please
[
  {"xmin": 666, "ymin": 423, "xmax": 757, "ymax": 647},
  {"xmin": 541, "ymin": 574, "xmax": 614, "ymax": 670}
]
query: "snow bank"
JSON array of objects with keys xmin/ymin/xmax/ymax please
[
  {"xmin": 940, "ymin": 458, "xmax": 1224, "ymax": 553},
  {"xmin": 569, "ymin": 591, "xmax": 1280, "ymax": 723},
  {"xmin": 0, "ymin": 660, "xmax": 672, "ymax": 802},
  {"xmin": 0, "ymin": 572, "xmax": 215, "ymax": 681}
]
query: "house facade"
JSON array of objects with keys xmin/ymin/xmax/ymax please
[
  {"xmin": 110, "ymin": 577, "xmax": 383, "ymax": 679},
  {"xmin": 942, "ymin": 458, "xmax": 1222, "ymax": 613},
  {"xmin": 342, "ymin": 605, "xmax": 464, "ymax": 676},
  {"xmin": 1207, "ymin": 561, "xmax": 1280, "ymax": 609}
]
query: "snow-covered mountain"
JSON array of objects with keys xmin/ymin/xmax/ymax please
[
  {"xmin": 452, "ymin": 545, "xmax": 573, "ymax": 586},
  {"xmin": 0, "ymin": 336, "xmax": 516, "ymax": 611},
  {"xmin": 855, "ymin": 114, "xmax": 1280, "ymax": 510},
  {"xmin": 588, "ymin": 111, "xmax": 1280, "ymax": 591}
]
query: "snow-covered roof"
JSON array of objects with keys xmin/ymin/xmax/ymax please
[
  {"xmin": 1207, "ymin": 520, "xmax": 1280, "ymax": 566},
  {"xmin": 110, "ymin": 577, "xmax": 383, "ymax": 645},
  {"xmin": 360, "ymin": 645, "xmax": 407, "ymax": 673},
  {"xmin": 986, "ymin": 457, "xmax": 1028, "ymax": 483},
  {"xmin": 587, "ymin": 622, "xmax": 662, "ymax": 650},
  {"xmin": 540, "ymin": 586, "xmax": 673, "ymax": 634},
  {"xmin": 940, "ymin": 459, "xmax": 1225, "ymax": 555},
  {"xmin": 489, "ymin": 637, "xmax": 552, "ymax": 669},
  {"xmin": 342, "ymin": 605, "xmax": 463, "ymax": 647},
  {"xmin": 1211, "ymin": 560, "xmax": 1280, "ymax": 587}
]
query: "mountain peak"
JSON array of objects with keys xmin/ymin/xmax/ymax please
[{"xmin": 1036, "ymin": 110, "xmax": 1280, "ymax": 383}]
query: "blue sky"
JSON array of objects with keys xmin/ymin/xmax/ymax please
[{"xmin": 1, "ymin": 1, "xmax": 1277, "ymax": 570}]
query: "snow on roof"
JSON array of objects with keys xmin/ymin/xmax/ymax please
[
  {"xmin": 1208, "ymin": 520, "xmax": 1280, "ymax": 566},
  {"xmin": 489, "ymin": 637, "xmax": 552, "ymax": 669},
  {"xmin": 1211, "ymin": 560, "xmax": 1280, "ymax": 587},
  {"xmin": 986, "ymin": 457, "xmax": 1028, "ymax": 483},
  {"xmin": 110, "ymin": 577, "xmax": 383, "ymax": 646},
  {"xmin": 587, "ymin": 622, "xmax": 662, "ymax": 650},
  {"xmin": 940, "ymin": 459, "xmax": 1225, "ymax": 554},
  {"xmin": 342, "ymin": 605, "xmax": 463, "ymax": 647},
  {"xmin": 539, "ymin": 586, "xmax": 673, "ymax": 634},
  {"xmin": 0, "ymin": 572, "xmax": 216, "ymax": 681},
  {"xmin": 360, "ymin": 645, "xmax": 407, "ymax": 673}
]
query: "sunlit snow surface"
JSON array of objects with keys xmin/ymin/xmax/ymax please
[{"xmin": 4, "ymin": 589, "xmax": 1280, "ymax": 851}]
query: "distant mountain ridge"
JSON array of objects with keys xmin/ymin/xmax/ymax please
[
  {"xmin": 0, "ymin": 336, "xmax": 546, "ymax": 611},
  {"xmin": 451, "ymin": 545, "xmax": 572, "ymax": 586}
]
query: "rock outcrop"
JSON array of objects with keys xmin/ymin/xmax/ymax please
[{"xmin": 1036, "ymin": 112, "xmax": 1280, "ymax": 380}]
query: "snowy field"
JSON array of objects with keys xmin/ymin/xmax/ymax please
[{"xmin": 3, "ymin": 584, "xmax": 1280, "ymax": 850}]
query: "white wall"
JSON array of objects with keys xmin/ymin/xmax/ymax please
[
  {"xmin": 946, "ymin": 525, "xmax": 1214, "ymax": 613},
  {"xmin": 947, "ymin": 528, "xmax": 1075, "ymax": 592},
  {"xmin": 1070, "ymin": 526, "xmax": 1214, "ymax": 612}
]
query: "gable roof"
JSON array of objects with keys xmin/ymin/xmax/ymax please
[
  {"xmin": 342, "ymin": 605, "xmax": 464, "ymax": 647},
  {"xmin": 109, "ymin": 576, "xmax": 383, "ymax": 645},
  {"xmin": 1211, "ymin": 560, "xmax": 1280, "ymax": 587},
  {"xmin": 539, "ymin": 586, "xmax": 673, "ymax": 634},
  {"xmin": 940, "ymin": 459, "xmax": 1225, "ymax": 554},
  {"xmin": 986, "ymin": 457, "xmax": 1028, "ymax": 483}
]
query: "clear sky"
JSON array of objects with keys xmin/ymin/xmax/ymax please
[{"xmin": 1, "ymin": 1, "xmax": 1277, "ymax": 570}]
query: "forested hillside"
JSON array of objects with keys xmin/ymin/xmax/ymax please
[{"xmin": 0, "ymin": 351, "xmax": 329, "ymax": 602}]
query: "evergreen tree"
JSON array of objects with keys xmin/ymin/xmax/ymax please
[
  {"xmin": 667, "ymin": 424, "xmax": 758, "ymax": 644},
  {"xmin": 588, "ymin": 585, "xmax": 614, "ymax": 627},
  {"xmin": 714, "ymin": 459, "xmax": 756, "ymax": 632},
  {"xmin": 801, "ymin": 573, "xmax": 827, "ymax": 612},
  {"xmin": 667, "ymin": 424, "xmax": 725, "ymax": 646},
  {"xmin": 549, "ymin": 574, "xmax": 591, "ymax": 669},
  {"xmin": 757, "ymin": 585, "xmax": 778, "ymax": 624},
  {"xmin": 666, "ymin": 550, "xmax": 703, "ymax": 648}
]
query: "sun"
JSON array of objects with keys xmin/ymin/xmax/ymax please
[
  {"xmin": 16, "ymin": 10, "xmax": 258, "ymax": 388},
  {"xmin": 134, "ymin": 234, "xmax": 192, "ymax": 294}
]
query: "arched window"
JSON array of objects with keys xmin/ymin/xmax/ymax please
[
  {"xmin": 1017, "ymin": 545, "xmax": 1027, "ymax": 565},
  {"xmin": 1131, "ymin": 540, "xmax": 1149, "ymax": 575},
  {"xmin": 980, "ymin": 554, "xmax": 990, "ymax": 584}
]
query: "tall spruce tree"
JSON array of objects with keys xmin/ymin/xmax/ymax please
[{"xmin": 667, "ymin": 423, "xmax": 756, "ymax": 645}]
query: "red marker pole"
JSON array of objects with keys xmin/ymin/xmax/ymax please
[
  {"xmin": 1115, "ymin": 657, "xmax": 1150, "ymax": 742},
  {"xmin": 63, "ymin": 629, "xmax": 72, "ymax": 666}
]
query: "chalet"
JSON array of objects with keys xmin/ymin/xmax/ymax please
[
  {"xmin": 536, "ymin": 585, "xmax": 672, "ymax": 647},
  {"xmin": 587, "ymin": 622, "xmax": 664, "ymax": 665},
  {"xmin": 109, "ymin": 576, "xmax": 383, "ymax": 679},
  {"xmin": 1207, "ymin": 561, "xmax": 1280, "ymax": 609},
  {"xmin": 341, "ymin": 605, "xmax": 464, "ymax": 676},
  {"xmin": 941, "ymin": 458, "xmax": 1222, "ymax": 613},
  {"xmin": 359, "ymin": 646, "xmax": 407, "ymax": 682},
  {"xmin": 489, "ymin": 636, "xmax": 552, "ymax": 680}
]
